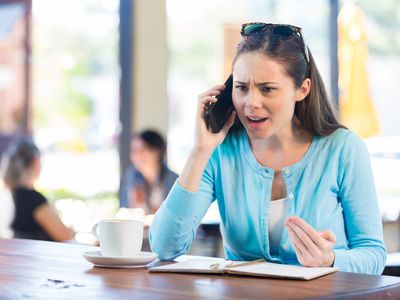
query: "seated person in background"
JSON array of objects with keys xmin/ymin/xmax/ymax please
[
  {"xmin": 119, "ymin": 130, "xmax": 178, "ymax": 214},
  {"xmin": 2, "ymin": 138, "xmax": 75, "ymax": 242}
]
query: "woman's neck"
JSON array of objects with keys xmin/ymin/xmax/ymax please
[
  {"xmin": 249, "ymin": 121, "xmax": 312, "ymax": 170},
  {"xmin": 18, "ymin": 178, "xmax": 35, "ymax": 189},
  {"xmin": 141, "ymin": 163, "xmax": 162, "ymax": 185}
]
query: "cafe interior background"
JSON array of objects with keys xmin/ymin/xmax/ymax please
[{"xmin": 0, "ymin": 0, "xmax": 399, "ymax": 261}]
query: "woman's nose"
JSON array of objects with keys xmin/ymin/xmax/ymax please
[{"xmin": 245, "ymin": 91, "xmax": 263, "ymax": 109}]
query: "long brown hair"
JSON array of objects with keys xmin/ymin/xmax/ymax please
[{"xmin": 232, "ymin": 26, "xmax": 344, "ymax": 136}]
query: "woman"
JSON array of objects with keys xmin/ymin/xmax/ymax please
[
  {"xmin": 3, "ymin": 138, "xmax": 75, "ymax": 242},
  {"xmin": 119, "ymin": 130, "xmax": 178, "ymax": 214},
  {"xmin": 149, "ymin": 22, "xmax": 386, "ymax": 274}
]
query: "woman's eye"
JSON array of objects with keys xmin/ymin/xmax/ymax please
[
  {"xmin": 261, "ymin": 86, "xmax": 273, "ymax": 93},
  {"xmin": 235, "ymin": 85, "xmax": 248, "ymax": 92}
]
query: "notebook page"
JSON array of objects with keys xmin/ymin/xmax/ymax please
[{"xmin": 227, "ymin": 261, "xmax": 338, "ymax": 280}]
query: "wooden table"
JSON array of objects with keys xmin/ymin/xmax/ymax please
[{"xmin": 1, "ymin": 238, "xmax": 400, "ymax": 299}]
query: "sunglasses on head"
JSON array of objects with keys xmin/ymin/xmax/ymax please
[{"xmin": 240, "ymin": 22, "xmax": 310, "ymax": 65}]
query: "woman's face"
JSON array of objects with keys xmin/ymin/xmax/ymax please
[
  {"xmin": 130, "ymin": 138, "xmax": 160, "ymax": 171},
  {"xmin": 232, "ymin": 52, "xmax": 310, "ymax": 140}
]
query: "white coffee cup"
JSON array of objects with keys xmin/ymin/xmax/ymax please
[{"xmin": 92, "ymin": 219, "xmax": 144, "ymax": 257}]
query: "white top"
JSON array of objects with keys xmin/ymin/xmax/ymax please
[{"xmin": 268, "ymin": 197, "xmax": 289, "ymax": 256}]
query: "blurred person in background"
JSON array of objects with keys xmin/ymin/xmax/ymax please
[
  {"xmin": 119, "ymin": 130, "xmax": 178, "ymax": 214},
  {"xmin": 2, "ymin": 138, "xmax": 75, "ymax": 242}
]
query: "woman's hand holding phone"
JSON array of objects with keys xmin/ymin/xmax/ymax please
[
  {"xmin": 194, "ymin": 84, "xmax": 236, "ymax": 155},
  {"xmin": 177, "ymin": 83, "xmax": 235, "ymax": 193}
]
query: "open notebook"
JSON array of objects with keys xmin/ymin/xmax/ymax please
[{"xmin": 149, "ymin": 258, "xmax": 339, "ymax": 280}]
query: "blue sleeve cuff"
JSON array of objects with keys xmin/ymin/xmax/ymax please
[{"xmin": 332, "ymin": 249, "xmax": 350, "ymax": 271}]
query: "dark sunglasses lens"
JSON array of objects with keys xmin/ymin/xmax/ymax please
[
  {"xmin": 243, "ymin": 24, "xmax": 266, "ymax": 35},
  {"xmin": 272, "ymin": 25, "xmax": 295, "ymax": 37}
]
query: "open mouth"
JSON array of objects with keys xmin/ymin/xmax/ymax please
[{"xmin": 247, "ymin": 116, "xmax": 268, "ymax": 124}]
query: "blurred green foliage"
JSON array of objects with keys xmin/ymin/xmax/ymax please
[
  {"xmin": 38, "ymin": 187, "xmax": 118, "ymax": 205},
  {"xmin": 357, "ymin": 0, "xmax": 400, "ymax": 55},
  {"xmin": 32, "ymin": 1, "xmax": 117, "ymax": 131}
]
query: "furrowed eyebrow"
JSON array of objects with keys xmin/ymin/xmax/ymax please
[
  {"xmin": 256, "ymin": 81, "xmax": 279, "ymax": 85},
  {"xmin": 234, "ymin": 81, "xmax": 279, "ymax": 85}
]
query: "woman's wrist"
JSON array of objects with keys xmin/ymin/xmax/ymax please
[
  {"xmin": 326, "ymin": 249, "xmax": 335, "ymax": 267},
  {"xmin": 191, "ymin": 144, "xmax": 214, "ymax": 159}
]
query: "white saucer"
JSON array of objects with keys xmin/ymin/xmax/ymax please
[{"xmin": 82, "ymin": 251, "xmax": 158, "ymax": 268}]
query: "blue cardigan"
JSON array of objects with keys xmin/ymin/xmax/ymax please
[{"xmin": 149, "ymin": 128, "xmax": 386, "ymax": 274}]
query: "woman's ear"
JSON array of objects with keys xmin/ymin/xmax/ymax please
[{"xmin": 295, "ymin": 78, "xmax": 311, "ymax": 102}]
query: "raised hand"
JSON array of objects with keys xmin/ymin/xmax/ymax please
[
  {"xmin": 177, "ymin": 83, "xmax": 235, "ymax": 192},
  {"xmin": 285, "ymin": 216, "xmax": 336, "ymax": 267},
  {"xmin": 194, "ymin": 84, "xmax": 236, "ymax": 155}
]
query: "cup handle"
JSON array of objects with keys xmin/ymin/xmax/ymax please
[{"xmin": 92, "ymin": 223, "xmax": 100, "ymax": 239}]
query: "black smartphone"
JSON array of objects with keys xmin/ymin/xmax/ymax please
[{"xmin": 204, "ymin": 75, "xmax": 234, "ymax": 133}]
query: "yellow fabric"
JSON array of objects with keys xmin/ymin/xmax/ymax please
[{"xmin": 338, "ymin": 3, "xmax": 379, "ymax": 138}]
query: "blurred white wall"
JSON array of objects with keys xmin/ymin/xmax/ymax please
[{"xmin": 133, "ymin": 0, "xmax": 168, "ymax": 136}]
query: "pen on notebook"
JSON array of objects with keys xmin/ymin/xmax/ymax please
[
  {"xmin": 209, "ymin": 260, "xmax": 233, "ymax": 270},
  {"xmin": 210, "ymin": 259, "xmax": 265, "ymax": 269},
  {"xmin": 225, "ymin": 258, "xmax": 265, "ymax": 268}
]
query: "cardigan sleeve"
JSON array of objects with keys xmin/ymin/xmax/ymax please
[
  {"xmin": 149, "ymin": 155, "xmax": 217, "ymax": 260},
  {"xmin": 333, "ymin": 131, "xmax": 387, "ymax": 274}
]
